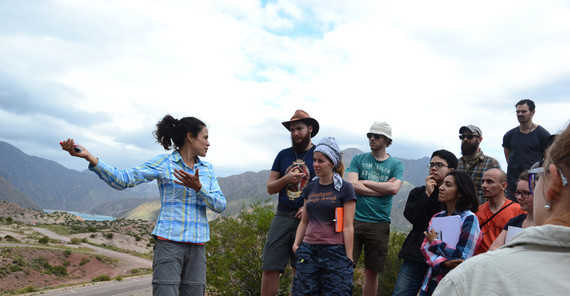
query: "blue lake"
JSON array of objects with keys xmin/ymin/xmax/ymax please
[{"xmin": 44, "ymin": 210, "xmax": 115, "ymax": 221}]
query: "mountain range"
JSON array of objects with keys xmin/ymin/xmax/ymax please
[{"xmin": 0, "ymin": 141, "xmax": 432, "ymax": 231}]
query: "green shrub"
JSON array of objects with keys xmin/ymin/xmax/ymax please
[
  {"xmin": 92, "ymin": 275, "xmax": 111, "ymax": 282},
  {"xmin": 10, "ymin": 265, "xmax": 22, "ymax": 272},
  {"xmin": 49, "ymin": 265, "xmax": 68, "ymax": 277},
  {"xmin": 38, "ymin": 236, "xmax": 49, "ymax": 244},
  {"xmin": 5, "ymin": 235, "xmax": 19, "ymax": 242},
  {"xmin": 80, "ymin": 258, "xmax": 90, "ymax": 266},
  {"xmin": 206, "ymin": 201, "xmax": 277, "ymax": 295},
  {"xmin": 70, "ymin": 237, "xmax": 83, "ymax": 245},
  {"xmin": 129, "ymin": 268, "xmax": 152, "ymax": 275},
  {"xmin": 379, "ymin": 231, "xmax": 406, "ymax": 295},
  {"xmin": 15, "ymin": 286, "xmax": 37, "ymax": 293}
]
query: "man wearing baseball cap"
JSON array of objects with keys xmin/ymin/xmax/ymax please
[
  {"xmin": 346, "ymin": 121, "xmax": 405, "ymax": 296},
  {"xmin": 261, "ymin": 109, "xmax": 319, "ymax": 295},
  {"xmin": 457, "ymin": 125, "xmax": 501, "ymax": 203}
]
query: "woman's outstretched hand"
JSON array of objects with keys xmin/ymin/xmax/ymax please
[
  {"xmin": 174, "ymin": 168, "xmax": 202, "ymax": 191},
  {"xmin": 60, "ymin": 138, "xmax": 98, "ymax": 165}
]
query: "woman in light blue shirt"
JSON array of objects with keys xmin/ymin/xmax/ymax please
[{"xmin": 61, "ymin": 114, "xmax": 226, "ymax": 296}]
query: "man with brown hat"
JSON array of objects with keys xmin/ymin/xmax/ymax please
[
  {"xmin": 261, "ymin": 109, "xmax": 319, "ymax": 296},
  {"xmin": 346, "ymin": 121, "xmax": 405, "ymax": 296},
  {"xmin": 457, "ymin": 124, "xmax": 501, "ymax": 203}
]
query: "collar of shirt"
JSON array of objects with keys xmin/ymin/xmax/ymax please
[
  {"xmin": 462, "ymin": 150, "xmax": 485, "ymax": 163},
  {"xmin": 172, "ymin": 150, "xmax": 204, "ymax": 169}
]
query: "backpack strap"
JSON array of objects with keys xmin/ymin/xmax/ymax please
[{"xmin": 480, "ymin": 201, "xmax": 515, "ymax": 228}]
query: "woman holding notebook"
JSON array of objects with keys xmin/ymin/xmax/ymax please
[
  {"xmin": 420, "ymin": 171, "xmax": 482, "ymax": 296},
  {"xmin": 291, "ymin": 137, "xmax": 356, "ymax": 295}
]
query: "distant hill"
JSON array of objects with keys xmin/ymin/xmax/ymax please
[
  {"xmin": 0, "ymin": 141, "xmax": 159, "ymax": 213},
  {"xmin": 121, "ymin": 199, "xmax": 161, "ymax": 220},
  {"xmin": 120, "ymin": 149, "xmax": 427, "ymax": 230},
  {"xmin": 0, "ymin": 175, "xmax": 42, "ymax": 211},
  {"xmin": 0, "ymin": 141, "xmax": 435, "ymax": 231}
]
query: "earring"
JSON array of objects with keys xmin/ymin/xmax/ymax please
[{"xmin": 544, "ymin": 202, "xmax": 552, "ymax": 210}]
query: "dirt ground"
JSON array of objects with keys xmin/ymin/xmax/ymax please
[{"xmin": 0, "ymin": 202, "xmax": 153, "ymax": 293}]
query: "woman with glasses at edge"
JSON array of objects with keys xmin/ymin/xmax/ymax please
[
  {"xmin": 433, "ymin": 123, "xmax": 570, "ymax": 296},
  {"xmin": 488, "ymin": 170, "xmax": 534, "ymax": 251}
]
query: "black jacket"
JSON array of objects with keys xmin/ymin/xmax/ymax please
[{"xmin": 398, "ymin": 185, "xmax": 443, "ymax": 264}]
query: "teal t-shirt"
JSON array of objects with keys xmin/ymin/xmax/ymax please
[{"xmin": 346, "ymin": 153, "xmax": 405, "ymax": 223}]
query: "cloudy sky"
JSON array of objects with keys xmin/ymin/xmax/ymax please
[{"xmin": 1, "ymin": 0, "xmax": 569, "ymax": 177}]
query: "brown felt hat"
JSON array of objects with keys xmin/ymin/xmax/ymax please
[{"xmin": 282, "ymin": 109, "xmax": 319, "ymax": 138}]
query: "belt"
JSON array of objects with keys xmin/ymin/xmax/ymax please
[{"xmin": 275, "ymin": 210, "xmax": 299, "ymax": 219}]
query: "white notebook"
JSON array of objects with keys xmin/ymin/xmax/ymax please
[{"xmin": 430, "ymin": 215, "xmax": 461, "ymax": 248}]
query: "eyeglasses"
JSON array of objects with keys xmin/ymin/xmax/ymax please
[
  {"xmin": 427, "ymin": 162, "xmax": 448, "ymax": 169},
  {"xmin": 513, "ymin": 191, "xmax": 532, "ymax": 199},
  {"xmin": 459, "ymin": 134, "xmax": 480, "ymax": 140},
  {"xmin": 367, "ymin": 133, "xmax": 381, "ymax": 140},
  {"xmin": 528, "ymin": 161, "xmax": 569, "ymax": 195},
  {"xmin": 528, "ymin": 161, "xmax": 544, "ymax": 195}
]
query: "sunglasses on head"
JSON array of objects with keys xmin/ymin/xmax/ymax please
[
  {"xmin": 367, "ymin": 133, "xmax": 382, "ymax": 140},
  {"xmin": 459, "ymin": 134, "xmax": 480, "ymax": 140},
  {"xmin": 528, "ymin": 160, "xmax": 569, "ymax": 195}
]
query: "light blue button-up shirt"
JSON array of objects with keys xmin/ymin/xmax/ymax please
[{"xmin": 89, "ymin": 151, "xmax": 226, "ymax": 243}]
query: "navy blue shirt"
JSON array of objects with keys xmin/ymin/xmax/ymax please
[{"xmin": 271, "ymin": 146, "xmax": 316, "ymax": 211}]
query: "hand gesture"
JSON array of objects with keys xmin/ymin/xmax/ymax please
[
  {"xmin": 425, "ymin": 176, "xmax": 437, "ymax": 196},
  {"xmin": 60, "ymin": 139, "xmax": 86, "ymax": 157},
  {"xmin": 174, "ymin": 168, "xmax": 202, "ymax": 191},
  {"xmin": 60, "ymin": 138, "xmax": 98, "ymax": 165}
]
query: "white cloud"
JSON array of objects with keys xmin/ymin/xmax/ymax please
[{"xmin": 1, "ymin": 0, "xmax": 569, "ymax": 177}]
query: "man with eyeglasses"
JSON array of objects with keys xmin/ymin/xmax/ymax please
[
  {"xmin": 503, "ymin": 99, "xmax": 551, "ymax": 202},
  {"xmin": 346, "ymin": 121, "xmax": 405, "ymax": 296},
  {"xmin": 392, "ymin": 150, "xmax": 457, "ymax": 296},
  {"xmin": 475, "ymin": 168, "xmax": 525, "ymax": 254},
  {"xmin": 457, "ymin": 125, "xmax": 501, "ymax": 203}
]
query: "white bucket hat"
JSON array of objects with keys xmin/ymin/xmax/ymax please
[{"xmin": 368, "ymin": 121, "xmax": 392, "ymax": 140}]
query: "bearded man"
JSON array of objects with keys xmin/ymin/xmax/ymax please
[
  {"xmin": 456, "ymin": 125, "xmax": 501, "ymax": 203},
  {"xmin": 261, "ymin": 110, "xmax": 319, "ymax": 296}
]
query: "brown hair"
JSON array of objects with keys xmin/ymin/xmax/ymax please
[
  {"xmin": 517, "ymin": 170, "xmax": 529, "ymax": 184},
  {"xmin": 335, "ymin": 160, "xmax": 345, "ymax": 176},
  {"xmin": 543, "ymin": 123, "xmax": 570, "ymax": 226},
  {"xmin": 153, "ymin": 115, "xmax": 206, "ymax": 150}
]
